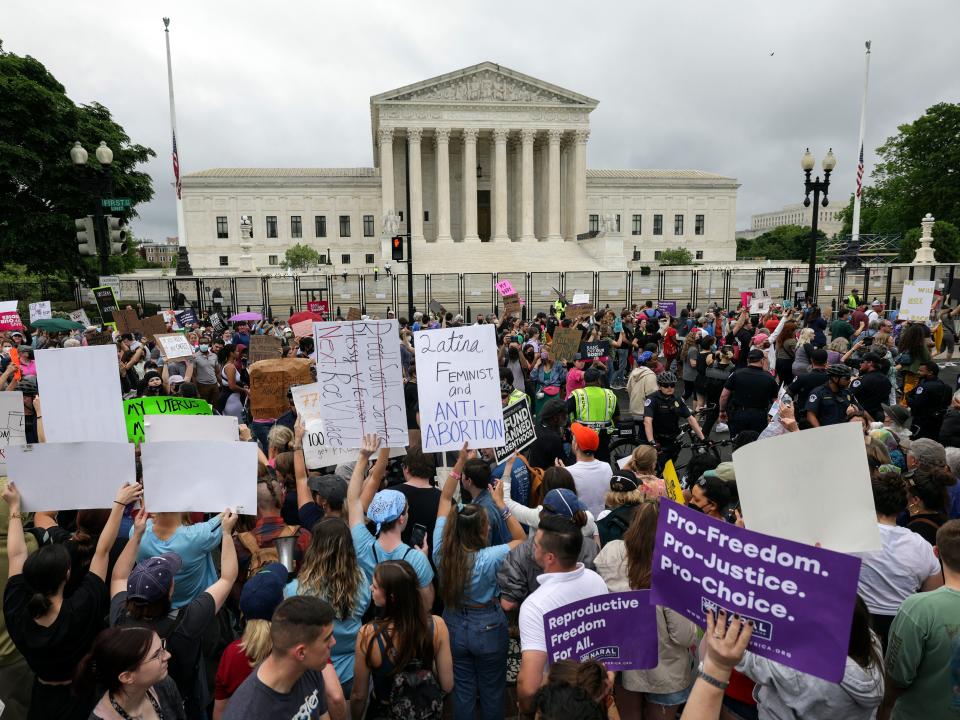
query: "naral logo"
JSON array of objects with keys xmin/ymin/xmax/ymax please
[
  {"xmin": 581, "ymin": 646, "xmax": 621, "ymax": 662},
  {"xmin": 701, "ymin": 597, "xmax": 773, "ymax": 641}
]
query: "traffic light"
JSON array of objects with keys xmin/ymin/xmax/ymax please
[
  {"xmin": 391, "ymin": 235, "xmax": 404, "ymax": 261},
  {"xmin": 106, "ymin": 216, "xmax": 128, "ymax": 254},
  {"xmin": 76, "ymin": 216, "xmax": 96, "ymax": 256}
]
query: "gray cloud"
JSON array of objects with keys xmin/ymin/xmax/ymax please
[{"xmin": 4, "ymin": 0, "xmax": 958, "ymax": 243}]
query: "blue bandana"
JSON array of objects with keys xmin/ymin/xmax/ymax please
[{"xmin": 367, "ymin": 489, "xmax": 407, "ymax": 534}]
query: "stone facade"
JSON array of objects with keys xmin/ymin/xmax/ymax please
[{"xmin": 746, "ymin": 201, "xmax": 845, "ymax": 238}]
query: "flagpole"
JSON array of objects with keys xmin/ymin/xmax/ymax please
[
  {"xmin": 851, "ymin": 40, "xmax": 872, "ymax": 248},
  {"xmin": 164, "ymin": 17, "xmax": 192, "ymax": 275}
]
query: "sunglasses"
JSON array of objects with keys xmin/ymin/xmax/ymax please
[{"xmin": 660, "ymin": 383, "xmax": 676, "ymax": 388}]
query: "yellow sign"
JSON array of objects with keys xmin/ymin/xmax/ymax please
[{"xmin": 662, "ymin": 460, "xmax": 685, "ymax": 504}]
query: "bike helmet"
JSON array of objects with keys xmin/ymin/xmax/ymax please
[
  {"xmin": 657, "ymin": 371, "xmax": 678, "ymax": 386},
  {"xmin": 826, "ymin": 363, "xmax": 854, "ymax": 379}
]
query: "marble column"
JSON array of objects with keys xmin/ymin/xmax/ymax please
[
  {"xmin": 520, "ymin": 129, "xmax": 536, "ymax": 242},
  {"xmin": 573, "ymin": 129, "xmax": 590, "ymax": 238},
  {"xmin": 378, "ymin": 128, "xmax": 394, "ymax": 222},
  {"xmin": 407, "ymin": 127, "xmax": 424, "ymax": 243},
  {"xmin": 492, "ymin": 128, "xmax": 511, "ymax": 242},
  {"xmin": 434, "ymin": 128, "xmax": 452, "ymax": 243},
  {"xmin": 461, "ymin": 128, "xmax": 479, "ymax": 242},
  {"xmin": 546, "ymin": 129, "xmax": 563, "ymax": 241}
]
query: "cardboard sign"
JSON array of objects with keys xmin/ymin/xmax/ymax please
[
  {"xmin": 28, "ymin": 301, "xmax": 51, "ymax": 323},
  {"xmin": 124, "ymin": 396, "xmax": 213, "ymax": 443},
  {"xmin": 291, "ymin": 319, "xmax": 314, "ymax": 338},
  {"xmin": 344, "ymin": 307, "xmax": 362, "ymax": 321},
  {"xmin": 145, "ymin": 414, "xmax": 238, "ymax": 443},
  {"xmin": 496, "ymin": 279, "xmax": 516, "ymax": 296},
  {"xmin": 248, "ymin": 335, "xmax": 283, "ymax": 365},
  {"xmin": 0, "ymin": 391, "xmax": 25, "ymax": 475},
  {"xmin": 113, "ymin": 308, "xmax": 141, "ymax": 336},
  {"xmin": 651, "ymin": 501, "xmax": 862, "ymax": 683},
  {"xmin": 87, "ymin": 330, "xmax": 115, "ymax": 346},
  {"xmin": 544, "ymin": 591, "xmax": 658, "ymax": 670},
  {"xmin": 580, "ymin": 341, "xmax": 610, "ymax": 359},
  {"xmin": 139, "ymin": 315, "xmax": 169, "ymax": 342},
  {"xmin": 209, "ymin": 312, "xmax": 227, "ymax": 334},
  {"xmin": 549, "ymin": 327, "xmax": 582, "ymax": 363},
  {"xmin": 428, "ymin": 299, "xmax": 446, "ymax": 316},
  {"xmin": 898, "ymin": 280, "xmax": 936, "ymax": 322},
  {"xmin": 154, "ymin": 333, "xmax": 193, "ymax": 360},
  {"xmin": 0, "ymin": 301, "xmax": 24, "ymax": 331},
  {"xmin": 307, "ymin": 320, "xmax": 408, "ymax": 447},
  {"xmin": 175, "ymin": 309, "xmax": 198, "ymax": 327},
  {"xmin": 141, "ymin": 441, "xmax": 258, "ymax": 513},
  {"xmin": 567, "ymin": 303, "xmax": 594, "ymax": 317},
  {"xmin": 306, "ymin": 300, "xmax": 328, "ymax": 316},
  {"xmin": 415, "ymin": 324, "xmax": 505, "ymax": 453},
  {"xmin": 657, "ymin": 300, "xmax": 677, "ymax": 316},
  {"xmin": 92, "ymin": 285, "xmax": 119, "ymax": 324},
  {"xmin": 494, "ymin": 399, "xmax": 537, "ymax": 463},
  {"xmin": 503, "ymin": 293, "xmax": 522, "ymax": 318},
  {"xmin": 750, "ymin": 288, "xmax": 772, "ymax": 314},
  {"xmin": 248, "ymin": 358, "xmax": 312, "ymax": 420},
  {"xmin": 70, "ymin": 309, "xmax": 91, "ymax": 327}
]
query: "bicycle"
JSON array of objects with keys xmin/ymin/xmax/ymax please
[{"xmin": 608, "ymin": 404, "xmax": 723, "ymax": 472}]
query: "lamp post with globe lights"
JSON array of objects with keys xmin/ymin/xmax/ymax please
[
  {"xmin": 801, "ymin": 148, "xmax": 836, "ymax": 302},
  {"xmin": 71, "ymin": 141, "xmax": 119, "ymax": 275}
]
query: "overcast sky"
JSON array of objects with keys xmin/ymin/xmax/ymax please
[{"xmin": 4, "ymin": 0, "xmax": 959, "ymax": 242}]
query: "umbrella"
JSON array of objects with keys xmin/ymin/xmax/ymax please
[
  {"xmin": 31, "ymin": 318, "xmax": 86, "ymax": 332},
  {"xmin": 229, "ymin": 312, "xmax": 262, "ymax": 322},
  {"xmin": 288, "ymin": 311, "xmax": 324, "ymax": 325}
]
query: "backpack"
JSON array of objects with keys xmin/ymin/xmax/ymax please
[
  {"xmin": 237, "ymin": 527, "xmax": 298, "ymax": 578},
  {"xmin": 374, "ymin": 624, "xmax": 444, "ymax": 720},
  {"xmin": 515, "ymin": 453, "xmax": 545, "ymax": 508},
  {"xmin": 597, "ymin": 504, "xmax": 637, "ymax": 547}
]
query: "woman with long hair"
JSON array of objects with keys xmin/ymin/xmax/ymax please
[
  {"xmin": 774, "ymin": 320, "xmax": 798, "ymax": 384},
  {"xmin": 595, "ymin": 499, "xmax": 698, "ymax": 719},
  {"xmin": 217, "ymin": 343, "xmax": 248, "ymax": 419},
  {"xmin": 433, "ymin": 445, "xmax": 526, "ymax": 719},
  {"xmin": 500, "ymin": 463, "xmax": 599, "ymax": 540},
  {"xmin": 286, "ymin": 517, "xmax": 370, "ymax": 693},
  {"xmin": 897, "ymin": 322, "xmax": 933, "ymax": 395},
  {"xmin": 351, "ymin": 560, "xmax": 454, "ymax": 719},
  {"xmin": 904, "ymin": 465, "xmax": 957, "ymax": 544},
  {"xmin": 791, "ymin": 327, "xmax": 817, "ymax": 377}
]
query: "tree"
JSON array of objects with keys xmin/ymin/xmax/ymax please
[
  {"xmin": 736, "ymin": 224, "xmax": 827, "ymax": 261},
  {"xmin": 281, "ymin": 243, "xmax": 321, "ymax": 271},
  {"xmin": 0, "ymin": 41, "xmax": 155, "ymax": 280},
  {"xmin": 657, "ymin": 248, "xmax": 694, "ymax": 265},
  {"xmin": 897, "ymin": 219, "xmax": 960, "ymax": 263}
]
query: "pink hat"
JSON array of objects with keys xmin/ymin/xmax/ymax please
[{"xmin": 751, "ymin": 333, "xmax": 769, "ymax": 346}]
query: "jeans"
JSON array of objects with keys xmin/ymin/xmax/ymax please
[
  {"xmin": 443, "ymin": 604, "xmax": 508, "ymax": 720},
  {"xmin": 612, "ymin": 349, "xmax": 630, "ymax": 386},
  {"xmin": 250, "ymin": 419, "xmax": 275, "ymax": 452}
]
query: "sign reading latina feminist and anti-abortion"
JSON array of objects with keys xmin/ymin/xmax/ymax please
[
  {"xmin": 415, "ymin": 324, "xmax": 505, "ymax": 453},
  {"xmin": 650, "ymin": 501, "xmax": 862, "ymax": 682},
  {"xmin": 124, "ymin": 396, "xmax": 212, "ymax": 443},
  {"xmin": 493, "ymin": 399, "xmax": 537, "ymax": 464},
  {"xmin": 543, "ymin": 591, "xmax": 658, "ymax": 670}
]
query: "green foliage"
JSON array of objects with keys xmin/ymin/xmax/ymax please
[
  {"xmin": 657, "ymin": 248, "xmax": 694, "ymax": 266},
  {"xmin": 0, "ymin": 40, "xmax": 155, "ymax": 281},
  {"xmin": 736, "ymin": 224, "xmax": 826, "ymax": 261},
  {"xmin": 281, "ymin": 243, "xmax": 322, "ymax": 271},
  {"xmin": 897, "ymin": 220, "xmax": 960, "ymax": 263}
]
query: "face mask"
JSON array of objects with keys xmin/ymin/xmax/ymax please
[{"xmin": 199, "ymin": 344, "xmax": 209, "ymax": 353}]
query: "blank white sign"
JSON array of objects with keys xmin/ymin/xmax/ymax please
[
  {"xmin": 145, "ymin": 415, "xmax": 238, "ymax": 442},
  {"xmin": 141, "ymin": 441, "xmax": 258, "ymax": 513}
]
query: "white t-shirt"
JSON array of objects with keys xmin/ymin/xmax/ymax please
[
  {"xmin": 567, "ymin": 460, "xmax": 613, "ymax": 518},
  {"xmin": 519, "ymin": 564, "xmax": 609, "ymax": 653},
  {"xmin": 855, "ymin": 523, "xmax": 941, "ymax": 616}
]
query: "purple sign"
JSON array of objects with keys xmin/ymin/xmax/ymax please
[
  {"xmin": 650, "ymin": 501, "xmax": 862, "ymax": 682},
  {"xmin": 543, "ymin": 591, "xmax": 658, "ymax": 670},
  {"xmin": 657, "ymin": 300, "xmax": 677, "ymax": 316}
]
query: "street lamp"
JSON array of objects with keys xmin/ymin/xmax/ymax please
[
  {"xmin": 801, "ymin": 147, "xmax": 835, "ymax": 303},
  {"xmin": 70, "ymin": 140, "xmax": 116, "ymax": 274}
]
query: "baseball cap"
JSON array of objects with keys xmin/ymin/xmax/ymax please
[
  {"xmin": 239, "ymin": 562, "xmax": 288, "ymax": 621},
  {"xmin": 570, "ymin": 422, "xmax": 600, "ymax": 452},
  {"xmin": 542, "ymin": 488, "xmax": 587, "ymax": 518},
  {"xmin": 127, "ymin": 552, "xmax": 182, "ymax": 603},
  {"xmin": 871, "ymin": 300, "xmax": 882, "ymax": 307},
  {"xmin": 747, "ymin": 348, "xmax": 764, "ymax": 361},
  {"xmin": 638, "ymin": 350, "xmax": 654, "ymax": 363},
  {"xmin": 909, "ymin": 438, "xmax": 946, "ymax": 468},
  {"xmin": 167, "ymin": 374, "xmax": 185, "ymax": 385},
  {"xmin": 306, "ymin": 475, "xmax": 348, "ymax": 506},
  {"xmin": 609, "ymin": 470, "xmax": 640, "ymax": 492}
]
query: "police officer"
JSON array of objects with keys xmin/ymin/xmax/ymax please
[
  {"xmin": 788, "ymin": 347, "xmax": 829, "ymax": 426},
  {"xmin": 644, "ymin": 371, "xmax": 704, "ymax": 474},
  {"xmin": 566, "ymin": 368, "xmax": 618, "ymax": 461},
  {"xmin": 850, "ymin": 351, "xmax": 893, "ymax": 421},
  {"xmin": 907, "ymin": 360, "xmax": 952, "ymax": 439},
  {"xmin": 719, "ymin": 348, "xmax": 779, "ymax": 437},
  {"xmin": 806, "ymin": 364, "xmax": 856, "ymax": 427}
]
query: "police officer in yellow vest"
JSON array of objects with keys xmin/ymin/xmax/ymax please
[
  {"xmin": 566, "ymin": 368, "xmax": 618, "ymax": 461},
  {"xmin": 847, "ymin": 289, "xmax": 861, "ymax": 310},
  {"xmin": 553, "ymin": 298, "xmax": 566, "ymax": 321}
]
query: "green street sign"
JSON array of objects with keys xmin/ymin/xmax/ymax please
[{"xmin": 101, "ymin": 197, "xmax": 132, "ymax": 210}]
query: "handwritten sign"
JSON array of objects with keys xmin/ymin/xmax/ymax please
[
  {"xmin": 154, "ymin": 333, "xmax": 193, "ymax": 360},
  {"xmin": 651, "ymin": 501, "xmax": 862, "ymax": 683},
  {"xmin": 494, "ymin": 399, "xmax": 537, "ymax": 463},
  {"xmin": 299, "ymin": 424, "xmax": 407, "ymax": 469},
  {"xmin": 87, "ymin": 330, "xmax": 114, "ymax": 346},
  {"xmin": 123, "ymin": 396, "xmax": 213, "ymax": 443},
  {"xmin": 496, "ymin": 279, "xmax": 516, "ymax": 296},
  {"xmin": 28, "ymin": 301, "xmax": 52, "ymax": 323},
  {"xmin": 544, "ymin": 591, "xmax": 658, "ymax": 670},
  {"xmin": 898, "ymin": 280, "xmax": 936, "ymax": 322},
  {"xmin": 346, "ymin": 307, "xmax": 362, "ymax": 321},
  {"xmin": 249, "ymin": 358, "xmax": 312, "ymax": 419},
  {"xmin": 303, "ymin": 321, "xmax": 407, "ymax": 447},
  {"xmin": 248, "ymin": 335, "xmax": 283, "ymax": 365},
  {"xmin": 549, "ymin": 327, "xmax": 582, "ymax": 363},
  {"xmin": 92, "ymin": 285, "xmax": 119, "ymax": 324},
  {"xmin": 502, "ymin": 293, "xmax": 521, "ymax": 318},
  {"xmin": 113, "ymin": 308, "xmax": 141, "ymax": 336},
  {"xmin": 0, "ymin": 301, "xmax": 24, "ymax": 331},
  {"xmin": 580, "ymin": 341, "xmax": 610, "ymax": 359},
  {"xmin": 291, "ymin": 319, "xmax": 314, "ymax": 338},
  {"xmin": 415, "ymin": 324, "xmax": 504, "ymax": 453},
  {"xmin": 140, "ymin": 314, "xmax": 169, "ymax": 342},
  {"xmin": 0, "ymin": 391, "xmax": 25, "ymax": 475},
  {"xmin": 69, "ymin": 309, "xmax": 91, "ymax": 327}
]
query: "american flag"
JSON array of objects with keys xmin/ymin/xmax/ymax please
[
  {"xmin": 855, "ymin": 143, "xmax": 864, "ymax": 198},
  {"xmin": 172, "ymin": 130, "xmax": 181, "ymax": 199}
]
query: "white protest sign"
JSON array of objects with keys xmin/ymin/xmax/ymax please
[
  {"xmin": 0, "ymin": 391, "xmax": 25, "ymax": 475},
  {"xmin": 145, "ymin": 415, "xmax": 238, "ymax": 443},
  {"xmin": 70, "ymin": 309, "xmax": 91, "ymax": 327},
  {"xmin": 300, "ymin": 422, "xmax": 406, "ymax": 469},
  {"xmin": 154, "ymin": 333, "xmax": 193, "ymax": 360},
  {"xmin": 310, "ymin": 320, "xmax": 408, "ymax": 448},
  {"xmin": 571, "ymin": 293, "xmax": 590, "ymax": 305},
  {"xmin": 898, "ymin": 281, "xmax": 936, "ymax": 321},
  {"xmin": 415, "ymin": 324, "xmax": 505, "ymax": 453},
  {"xmin": 28, "ymin": 301, "xmax": 52, "ymax": 323},
  {"xmin": 35, "ymin": 345, "xmax": 127, "ymax": 443},
  {"xmin": 6, "ymin": 442, "xmax": 136, "ymax": 511},
  {"xmin": 733, "ymin": 423, "xmax": 880, "ymax": 552},
  {"xmin": 749, "ymin": 288, "xmax": 771, "ymax": 314},
  {"xmin": 141, "ymin": 441, "xmax": 258, "ymax": 513}
]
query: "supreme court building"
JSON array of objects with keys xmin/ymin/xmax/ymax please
[{"xmin": 181, "ymin": 62, "xmax": 739, "ymax": 273}]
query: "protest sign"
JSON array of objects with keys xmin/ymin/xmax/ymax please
[
  {"xmin": 733, "ymin": 423, "xmax": 880, "ymax": 552},
  {"xmin": 502, "ymin": 293, "xmax": 522, "ymax": 317},
  {"xmin": 0, "ymin": 301, "xmax": 24, "ymax": 331},
  {"xmin": 175, "ymin": 309, "xmax": 198, "ymax": 327},
  {"xmin": 661, "ymin": 460, "xmax": 685, "ymax": 504},
  {"xmin": 248, "ymin": 334, "xmax": 283, "ymax": 365},
  {"xmin": 113, "ymin": 308, "xmax": 141, "ymax": 336},
  {"xmin": 92, "ymin": 285, "xmax": 119, "ymax": 324},
  {"xmin": 428, "ymin": 299, "xmax": 446, "ymax": 316},
  {"xmin": 657, "ymin": 300, "xmax": 677, "ymax": 316},
  {"xmin": 571, "ymin": 293, "xmax": 589, "ymax": 305},
  {"xmin": 898, "ymin": 280, "xmax": 936, "ymax": 321},
  {"xmin": 161, "ymin": 310, "xmax": 179, "ymax": 329},
  {"xmin": 580, "ymin": 341, "xmax": 610, "ymax": 360},
  {"xmin": 139, "ymin": 314, "xmax": 169, "ymax": 341},
  {"xmin": 307, "ymin": 321, "xmax": 408, "ymax": 447},
  {"xmin": 36, "ymin": 346, "xmax": 127, "ymax": 443},
  {"xmin": 346, "ymin": 307, "xmax": 362, "ymax": 321},
  {"xmin": 69, "ymin": 309, "xmax": 91, "ymax": 327},
  {"xmin": 249, "ymin": 358, "xmax": 312, "ymax": 419},
  {"xmin": 740, "ymin": 291, "xmax": 752, "ymax": 309},
  {"xmin": 141, "ymin": 441, "xmax": 258, "ymax": 513},
  {"xmin": 415, "ymin": 324, "xmax": 504, "ymax": 453},
  {"xmin": 7, "ymin": 442, "xmax": 136, "ymax": 512},
  {"xmin": 153, "ymin": 333, "xmax": 193, "ymax": 360},
  {"xmin": 306, "ymin": 300, "xmax": 328, "ymax": 316},
  {"xmin": 145, "ymin": 414, "xmax": 238, "ymax": 443},
  {"xmin": 750, "ymin": 288, "xmax": 772, "ymax": 314},
  {"xmin": 543, "ymin": 591, "xmax": 658, "ymax": 670},
  {"xmin": 209, "ymin": 312, "xmax": 227, "ymax": 333},
  {"xmin": 28, "ymin": 301, "xmax": 52, "ymax": 323},
  {"xmin": 549, "ymin": 327, "xmax": 582, "ymax": 363},
  {"xmin": 291, "ymin": 319, "xmax": 314, "ymax": 338},
  {"xmin": 651, "ymin": 500, "xmax": 862, "ymax": 682},
  {"xmin": 124, "ymin": 396, "xmax": 213, "ymax": 443},
  {"xmin": 496, "ymin": 279, "xmax": 516, "ymax": 296},
  {"xmin": 300, "ymin": 424, "xmax": 407, "ymax": 469},
  {"xmin": 87, "ymin": 330, "xmax": 114, "ymax": 345},
  {"xmin": 0, "ymin": 391, "xmax": 25, "ymax": 475},
  {"xmin": 493, "ymin": 399, "xmax": 537, "ymax": 463}
]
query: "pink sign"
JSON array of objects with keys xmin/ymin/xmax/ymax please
[
  {"xmin": 740, "ymin": 291, "xmax": 752, "ymax": 309},
  {"xmin": 307, "ymin": 300, "xmax": 328, "ymax": 316},
  {"xmin": 291, "ymin": 319, "xmax": 314, "ymax": 338},
  {"xmin": 0, "ymin": 301, "xmax": 23, "ymax": 331},
  {"xmin": 496, "ymin": 280, "xmax": 515, "ymax": 296}
]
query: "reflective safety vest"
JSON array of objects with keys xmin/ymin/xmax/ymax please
[
  {"xmin": 570, "ymin": 386, "xmax": 617, "ymax": 431},
  {"xmin": 508, "ymin": 389, "xmax": 527, "ymax": 407},
  {"xmin": 553, "ymin": 300, "xmax": 566, "ymax": 320},
  {"xmin": 847, "ymin": 294, "xmax": 859, "ymax": 310}
]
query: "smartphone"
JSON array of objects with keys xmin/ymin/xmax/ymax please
[
  {"xmin": 614, "ymin": 318, "xmax": 623, "ymax": 333},
  {"xmin": 409, "ymin": 523, "xmax": 427, "ymax": 548},
  {"xmin": 863, "ymin": 336, "xmax": 874, "ymax": 346}
]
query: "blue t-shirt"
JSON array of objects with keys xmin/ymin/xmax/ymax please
[
  {"xmin": 490, "ymin": 460, "xmax": 530, "ymax": 507},
  {"xmin": 432, "ymin": 516, "xmax": 510, "ymax": 605},
  {"xmin": 473, "ymin": 489, "xmax": 509, "ymax": 547},
  {"xmin": 284, "ymin": 578, "xmax": 371, "ymax": 684},
  {"xmin": 134, "ymin": 517, "xmax": 221, "ymax": 609},
  {"xmin": 350, "ymin": 523, "xmax": 434, "ymax": 588}
]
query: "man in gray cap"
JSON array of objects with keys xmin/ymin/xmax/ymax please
[
  {"xmin": 906, "ymin": 437, "xmax": 948, "ymax": 473},
  {"xmin": 306, "ymin": 475, "xmax": 348, "ymax": 521}
]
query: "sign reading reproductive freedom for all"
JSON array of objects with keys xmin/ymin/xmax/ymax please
[
  {"xmin": 415, "ymin": 324, "xmax": 505, "ymax": 453},
  {"xmin": 651, "ymin": 501, "xmax": 862, "ymax": 682}
]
